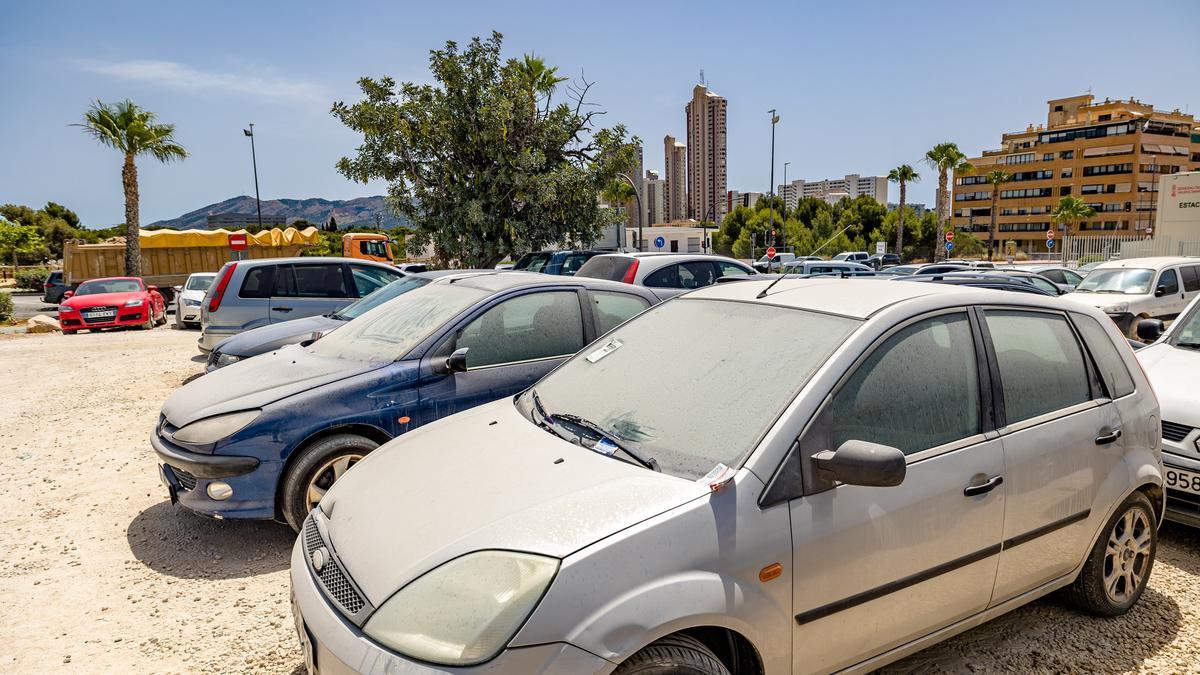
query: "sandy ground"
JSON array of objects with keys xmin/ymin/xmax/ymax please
[{"xmin": 1, "ymin": 327, "xmax": 1199, "ymax": 674}]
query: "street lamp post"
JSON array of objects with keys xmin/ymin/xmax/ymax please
[
  {"xmin": 243, "ymin": 124, "xmax": 263, "ymax": 233},
  {"xmin": 768, "ymin": 110, "xmax": 779, "ymax": 271},
  {"xmin": 617, "ymin": 172, "xmax": 642, "ymax": 252},
  {"xmin": 782, "ymin": 161, "xmax": 790, "ymax": 250}
]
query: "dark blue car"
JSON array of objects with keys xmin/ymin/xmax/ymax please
[{"xmin": 152, "ymin": 271, "xmax": 659, "ymax": 530}]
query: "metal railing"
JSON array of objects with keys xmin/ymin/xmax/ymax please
[{"xmin": 1059, "ymin": 235, "xmax": 1200, "ymax": 266}]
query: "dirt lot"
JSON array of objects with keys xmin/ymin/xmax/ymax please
[{"xmin": 2, "ymin": 328, "xmax": 1200, "ymax": 673}]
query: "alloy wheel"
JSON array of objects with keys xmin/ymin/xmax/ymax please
[
  {"xmin": 1102, "ymin": 507, "xmax": 1152, "ymax": 604},
  {"xmin": 305, "ymin": 454, "xmax": 364, "ymax": 511}
]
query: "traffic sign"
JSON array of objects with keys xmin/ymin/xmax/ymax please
[
  {"xmin": 654, "ymin": 236, "xmax": 665, "ymax": 249},
  {"xmin": 875, "ymin": 241, "xmax": 885, "ymax": 255},
  {"xmin": 1146, "ymin": 227, "xmax": 1153, "ymax": 235},
  {"xmin": 1046, "ymin": 229, "xmax": 1055, "ymax": 239},
  {"xmin": 1046, "ymin": 239, "xmax": 1055, "ymax": 250},
  {"xmin": 228, "ymin": 233, "xmax": 248, "ymax": 251},
  {"xmin": 945, "ymin": 241, "xmax": 954, "ymax": 252},
  {"xmin": 945, "ymin": 231, "xmax": 954, "ymax": 242},
  {"xmin": 766, "ymin": 246, "xmax": 777, "ymax": 258}
]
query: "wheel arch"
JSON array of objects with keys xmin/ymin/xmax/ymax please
[
  {"xmin": 676, "ymin": 626, "xmax": 764, "ymax": 675},
  {"xmin": 272, "ymin": 422, "xmax": 392, "ymax": 520}
]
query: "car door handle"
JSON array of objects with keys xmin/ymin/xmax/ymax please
[
  {"xmin": 1095, "ymin": 428, "xmax": 1122, "ymax": 445},
  {"xmin": 963, "ymin": 475, "xmax": 1003, "ymax": 497},
  {"xmin": 272, "ymin": 307, "xmax": 293, "ymax": 313}
]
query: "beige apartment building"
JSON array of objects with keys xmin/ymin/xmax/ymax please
[
  {"xmin": 950, "ymin": 94, "xmax": 1200, "ymax": 253},
  {"xmin": 685, "ymin": 84, "xmax": 728, "ymax": 223},
  {"xmin": 663, "ymin": 135, "xmax": 687, "ymax": 222}
]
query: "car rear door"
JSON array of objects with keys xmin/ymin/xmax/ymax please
[
  {"xmin": 269, "ymin": 263, "xmax": 354, "ymax": 322},
  {"xmin": 1180, "ymin": 264, "xmax": 1200, "ymax": 312}
]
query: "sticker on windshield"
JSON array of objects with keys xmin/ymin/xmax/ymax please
[
  {"xmin": 585, "ymin": 338, "xmax": 623, "ymax": 363},
  {"xmin": 592, "ymin": 438, "xmax": 619, "ymax": 456},
  {"xmin": 698, "ymin": 463, "xmax": 736, "ymax": 490}
]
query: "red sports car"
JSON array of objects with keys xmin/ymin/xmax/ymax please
[{"xmin": 57, "ymin": 276, "xmax": 167, "ymax": 334}]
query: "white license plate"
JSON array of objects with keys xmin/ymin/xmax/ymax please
[
  {"xmin": 86, "ymin": 310, "xmax": 116, "ymax": 319},
  {"xmin": 1165, "ymin": 467, "xmax": 1200, "ymax": 496}
]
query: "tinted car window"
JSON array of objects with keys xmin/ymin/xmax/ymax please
[
  {"xmin": 455, "ymin": 292, "xmax": 584, "ymax": 368},
  {"xmin": 678, "ymin": 261, "xmax": 716, "ymax": 289},
  {"xmin": 559, "ymin": 253, "xmax": 593, "ymax": 276},
  {"xmin": 826, "ymin": 313, "xmax": 980, "ymax": 456},
  {"xmin": 591, "ymin": 291, "xmax": 650, "ymax": 335},
  {"xmin": 292, "ymin": 264, "xmax": 349, "ymax": 298},
  {"xmin": 1159, "ymin": 269, "xmax": 1179, "ymax": 294},
  {"xmin": 350, "ymin": 264, "xmax": 401, "ymax": 297},
  {"xmin": 577, "ymin": 256, "xmax": 636, "ymax": 282},
  {"xmin": 985, "ymin": 310, "xmax": 1090, "ymax": 423},
  {"xmin": 1040, "ymin": 269, "xmax": 1065, "ymax": 283},
  {"xmin": 643, "ymin": 265, "xmax": 678, "ymax": 288},
  {"xmin": 1063, "ymin": 270, "xmax": 1084, "ymax": 286},
  {"xmin": 1181, "ymin": 265, "xmax": 1200, "ymax": 292},
  {"xmin": 718, "ymin": 261, "xmax": 750, "ymax": 278},
  {"xmin": 239, "ymin": 266, "xmax": 275, "ymax": 299},
  {"xmin": 1072, "ymin": 313, "xmax": 1135, "ymax": 399},
  {"xmin": 514, "ymin": 252, "xmax": 552, "ymax": 273}
]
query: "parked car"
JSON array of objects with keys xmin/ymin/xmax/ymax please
[
  {"xmin": 867, "ymin": 252, "xmax": 901, "ymax": 269},
  {"xmin": 292, "ymin": 278, "xmax": 1162, "ymax": 674},
  {"xmin": 1021, "ymin": 264, "xmax": 1086, "ymax": 290},
  {"xmin": 205, "ymin": 271, "xmax": 460, "ymax": 372},
  {"xmin": 780, "ymin": 260, "xmax": 873, "ymax": 276},
  {"xmin": 949, "ymin": 269, "xmax": 1066, "ymax": 295},
  {"xmin": 1135, "ymin": 295, "xmax": 1200, "ymax": 526},
  {"xmin": 172, "ymin": 272, "xmax": 216, "ymax": 329},
  {"xmin": 878, "ymin": 263, "xmax": 922, "ymax": 276},
  {"xmin": 42, "ymin": 270, "xmax": 68, "ymax": 303},
  {"xmin": 197, "ymin": 257, "xmax": 405, "ymax": 352},
  {"xmin": 1064, "ymin": 257, "xmax": 1200, "ymax": 337},
  {"xmin": 154, "ymin": 272, "xmax": 660, "ymax": 531},
  {"xmin": 913, "ymin": 263, "xmax": 972, "ymax": 275},
  {"xmin": 511, "ymin": 250, "xmax": 603, "ymax": 276},
  {"xmin": 897, "ymin": 272, "xmax": 1058, "ymax": 296},
  {"xmin": 396, "ymin": 263, "xmax": 429, "ymax": 274},
  {"xmin": 945, "ymin": 259, "xmax": 996, "ymax": 269},
  {"xmin": 832, "ymin": 250, "xmax": 870, "ymax": 263},
  {"xmin": 753, "ymin": 252, "xmax": 797, "ymax": 272},
  {"xmin": 576, "ymin": 252, "xmax": 755, "ymax": 299},
  {"xmin": 58, "ymin": 276, "xmax": 166, "ymax": 334}
]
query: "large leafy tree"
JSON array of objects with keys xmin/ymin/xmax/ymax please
[
  {"xmin": 0, "ymin": 218, "xmax": 45, "ymax": 277},
  {"xmin": 332, "ymin": 32, "xmax": 637, "ymax": 268},
  {"xmin": 888, "ymin": 165, "xmax": 920, "ymax": 257},
  {"xmin": 76, "ymin": 100, "xmax": 188, "ymax": 276},
  {"xmin": 984, "ymin": 170, "xmax": 1012, "ymax": 261},
  {"xmin": 1051, "ymin": 195, "xmax": 1097, "ymax": 262},
  {"xmin": 924, "ymin": 143, "xmax": 973, "ymax": 262}
]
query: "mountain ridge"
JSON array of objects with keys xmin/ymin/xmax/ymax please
[{"xmin": 146, "ymin": 195, "xmax": 408, "ymax": 230}]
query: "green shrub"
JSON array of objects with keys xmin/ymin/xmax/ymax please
[
  {"xmin": 14, "ymin": 267, "xmax": 49, "ymax": 291},
  {"xmin": 0, "ymin": 291, "xmax": 13, "ymax": 323}
]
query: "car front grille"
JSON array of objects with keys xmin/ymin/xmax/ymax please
[
  {"xmin": 169, "ymin": 465, "xmax": 197, "ymax": 491},
  {"xmin": 303, "ymin": 515, "xmax": 367, "ymax": 619},
  {"xmin": 81, "ymin": 306, "xmax": 119, "ymax": 324},
  {"xmin": 1163, "ymin": 420, "xmax": 1195, "ymax": 443},
  {"xmin": 206, "ymin": 350, "xmax": 221, "ymax": 367}
]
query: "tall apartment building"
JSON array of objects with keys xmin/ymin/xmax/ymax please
[
  {"xmin": 778, "ymin": 174, "xmax": 889, "ymax": 210},
  {"xmin": 950, "ymin": 94, "xmax": 1200, "ymax": 251},
  {"xmin": 644, "ymin": 170, "xmax": 666, "ymax": 226},
  {"xmin": 685, "ymin": 84, "xmax": 728, "ymax": 223},
  {"xmin": 625, "ymin": 144, "xmax": 644, "ymax": 231},
  {"xmin": 727, "ymin": 190, "xmax": 764, "ymax": 210},
  {"xmin": 663, "ymin": 135, "xmax": 688, "ymax": 222}
]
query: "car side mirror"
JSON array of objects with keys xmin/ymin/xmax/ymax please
[
  {"xmin": 63, "ymin": 290, "xmax": 73, "ymax": 299},
  {"xmin": 1154, "ymin": 285, "xmax": 1166, "ymax": 297},
  {"xmin": 812, "ymin": 440, "xmax": 906, "ymax": 487},
  {"xmin": 173, "ymin": 285, "xmax": 183, "ymax": 292},
  {"xmin": 1136, "ymin": 319, "xmax": 1165, "ymax": 342},
  {"xmin": 435, "ymin": 347, "xmax": 469, "ymax": 374}
]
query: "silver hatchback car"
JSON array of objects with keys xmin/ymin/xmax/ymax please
[{"xmin": 291, "ymin": 278, "xmax": 1162, "ymax": 674}]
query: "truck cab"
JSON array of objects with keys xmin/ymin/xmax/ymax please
[{"xmin": 342, "ymin": 233, "xmax": 394, "ymax": 263}]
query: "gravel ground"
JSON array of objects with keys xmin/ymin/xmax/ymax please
[{"xmin": 1, "ymin": 328, "xmax": 1198, "ymax": 674}]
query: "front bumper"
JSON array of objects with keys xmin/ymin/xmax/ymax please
[
  {"xmin": 289, "ymin": 541, "xmax": 613, "ymax": 674},
  {"xmin": 1164, "ymin": 451, "xmax": 1200, "ymax": 528},
  {"xmin": 152, "ymin": 430, "xmax": 278, "ymax": 520},
  {"xmin": 59, "ymin": 307, "xmax": 149, "ymax": 331}
]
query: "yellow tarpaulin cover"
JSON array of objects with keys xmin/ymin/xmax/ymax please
[{"xmin": 136, "ymin": 226, "xmax": 320, "ymax": 249}]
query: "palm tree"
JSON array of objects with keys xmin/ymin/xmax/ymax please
[
  {"xmin": 515, "ymin": 54, "xmax": 567, "ymax": 114},
  {"xmin": 1051, "ymin": 195, "xmax": 1097, "ymax": 263},
  {"xmin": 924, "ymin": 143, "xmax": 973, "ymax": 262},
  {"xmin": 888, "ymin": 165, "xmax": 920, "ymax": 257},
  {"xmin": 984, "ymin": 170, "xmax": 1011, "ymax": 261},
  {"xmin": 76, "ymin": 100, "xmax": 187, "ymax": 276}
]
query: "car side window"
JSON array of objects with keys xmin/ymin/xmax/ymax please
[
  {"xmin": 1071, "ymin": 313, "xmax": 1136, "ymax": 399},
  {"xmin": 717, "ymin": 261, "xmax": 750, "ymax": 278},
  {"xmin": 291, "ymin": 264, "xmax": 350, "ymax": 298},
  {"xmin": 1159, "ymin": 269, "xmax": 1180, "ymax": 295},
  {"xmin": 350, "ymin": 264, "xmax": 401, "ymax": 297},
  {"xmin": 1180, "ymin": 265, "xmax": 1200, "ymax": 292},
  {"xmin": 1028, "ymin": 276, "xmax": 1058, "ymax": 293},
  {"xmin": 823, "ymin": 313, "xmax": 980, "ymax": 456},
  {"xmin": 1063, "ymin": 270, "xmax": 1084, "ymax": 286},
  {"xmin": 559, "ymin": 254, "xmax": 592, "ymax": 276},
  {"xmin": 679, "ymin": 261, "xmax": 716, "ymax": 289},
  {"xmin": 644, "ymin": 265, "xmax": 678, "ymax": 288},
  {"xmin": 455, "ymin": 292, "xmax": 584, "ymax": 368},
  {"xmin": 1041, "ymin": 270, "xmax": 1065, "ymax": 283},
  {"xmin": 984, "ymin": 310, "xmax": 1091, "ymax": 424},
  {"xmin": 239, "ymin": 266, "xmax": 275, "ymax": 298},
  {"xmin": 591, "ymin": 291, "xmax": 650, "ymax": 335}
]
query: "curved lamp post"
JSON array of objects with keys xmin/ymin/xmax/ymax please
[{"xmin": 617, "ymin": 172, "xmax": 642, "ymax": 252}]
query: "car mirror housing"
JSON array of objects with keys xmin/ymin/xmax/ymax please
[
  {"xmin": 435, "ymin": 347, "xmax": 470, "ymax": 375},
  {"xmin": 1136, "ymin": 319, "xmax": 1165, "ymax": 342},
  {"xmin": 812, "ymin": 440, "xmax": 906, "ymax": 488},
  {"xmin": 147, "ymin": 285, "xmax": 158, "ymax": 292},
  {"xmin": 63, "ymin": 290, "xmax": 73, "ymax": 299},
  {"xmin": 1154, "ymin": 285, "xmax": 1166, "ymax": 297}
]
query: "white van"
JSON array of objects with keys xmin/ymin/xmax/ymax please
[{"xmin": 1065, "ymin": 256, "xmax": 1200, "ymax": 336}]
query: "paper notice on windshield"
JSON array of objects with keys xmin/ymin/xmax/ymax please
[
  {"xmin": 698, "ymin": 463, "xmax": 736, "ymax": 491},
  {"xmin": 592, "ymin": 438, "xmax": 619, "ymax": 456},
  {"xmin": 585, "ymin": 338, "xmax": 623, "ymax": 363}
]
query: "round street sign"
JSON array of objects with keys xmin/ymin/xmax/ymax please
[
  {"xmin": 1046, "ymin": 229, "xmax": 1055, "ymax": 239},
  {"xmin": 1146, "ymin": 227, "xmax": 1153, "ymax": 235},
  {"xmin": 766, "ymin": 246, "xmax": 777, "ymax": 258},
  {"xmin": 1046, "ymin": 239, "xmax": 1055, "ymax": 250},
  {"xmin": 654, "ymin": 236, "xmax": 665, "ymax": 249},
  {"xmin": 945, "ymin": 241, "xmax": 954, "ymax": 252},
  {"xmin": 945, "ymin": 231, "xmax": 954, "ymax": 242},
  {"xmin": 228, "ymin": 233, "xmax": 248, "ymax": 251}
]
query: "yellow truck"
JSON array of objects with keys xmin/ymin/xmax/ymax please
[{"xmin": 341, "ymin": 232, "xmax": 395, "ymax": 264}]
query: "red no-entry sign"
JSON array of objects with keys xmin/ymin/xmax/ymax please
[
  {"xmin": 1046, "ymin": 229, "xmax": 1055, "ymax": 240},
  {"xmin": 945, "ymin": 231, "xmax": 954, "ymax": 242},
  {"xmin": 766, "ymin": 246, "xmax": 777, "ymax": 258},
  {"xmin": 228, "ymin": 233, "xmax": 248, "ymax": 251}
]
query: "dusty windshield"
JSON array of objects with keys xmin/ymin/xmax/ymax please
[
  {"xmin": 340, "ymin": 276, "xmax": 430, "ymax": 319},
  {"xmin": 185, "ymin": 275, "xmax": 215, "ymax": 291},
  {"xmin": 307, "ymin": 283, "xmax": 487, "ymax": 365},
  {"xmin": 521, "ymin": 298, "xmax": 859, "ymax": 479},
  {"xmin": 1172, "ymin": 302, "xmax": 1200, "ymax": 348},
  {"xmin": 1075, "ymin": 268, "xmax": 1153, "ymax": 294}
]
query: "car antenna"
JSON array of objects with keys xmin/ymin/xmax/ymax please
[{"xmin": 756, "ymin": 271, "xmax": 792, "ymax": 299}]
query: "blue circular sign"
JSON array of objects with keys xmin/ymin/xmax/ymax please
[
  {"xmin": 1046, "ymin": 239, "xmax": 1055, "ymax": 250},
  {"xmin": 654, "ymin": 236, "xmax": 665, "ymax": 249},
  {"xmin": 945, "ymin": 241, "xmax": 954, "ymax": 252}
]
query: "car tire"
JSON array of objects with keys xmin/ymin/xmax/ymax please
[
  {"xmin": 281, "ymin": 434, "xmax": 379, "ymax": 532},
  {"xmin": 155, "ymin": 309, "xmax": 167, "ymax": 326},
  {"xmin": 614, "ymin": 634, "xmax": 731, "ymax": 675},
  {"xmin": 1064, "ymin": 491, "xmax": 1156, "ymax": 617}
]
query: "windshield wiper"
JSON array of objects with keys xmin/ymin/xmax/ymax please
[
  {"xmin": 551, "ymin": 412, "xmax": 659, "ymax": 471},
  {"xmin": 1176, "ymin": 342, "xmax": 1200, "ymax": 350}
]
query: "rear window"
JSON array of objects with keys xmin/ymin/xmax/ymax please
[
  {"xmin": 513, "ymin": 252, "xmax": 553, "ymax": 273},
  {"xmin": 577, "ymin": 256, "xmax": 636, "ymax": 282},
  {"xmin": 239, "ymin": 266, "xmax": 275, "ymax": 299}
]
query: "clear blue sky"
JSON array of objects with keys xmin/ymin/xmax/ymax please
[{"xmin": 2, "ymin": 0, "xmax": 1198, "ymax": 227}]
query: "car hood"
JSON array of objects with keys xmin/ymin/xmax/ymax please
[
  {"xmin": 161, "ymin": 346, "xmax": 380, "ymax": 427},
  {"xmin": 180, "ymin": 288, "xmax": 209, "ymax": 302},
  {"xmin": 1061, "ymin": 292, "xmax": 1139, "ymax": 310},
  {"xmin": 321, "ymin": 399, "xmax": 709, "ymax": 605},
  {"xmin": 1138, "ymin": 343, "xmax": 1200, "ymax": 425},
  {"xmin": 214, "ymin": 314, "xmax": 343, "ymax": 358},
  {"xmin": 64, "ymin": 291, "xmax": 141, "ymax": 308}
]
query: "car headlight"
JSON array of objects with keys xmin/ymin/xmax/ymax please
[
  {"xmin": 172, "ymin": 410, "xmax": 261, "ymax": 444},
  {"xmin": 184, "ymin": 298, "xmax": 202, "ymax": 307},
  {"xmin": 1102, "ymin": 302, "xmax": 1129, "ymax": 314},
  {"xmin": 213, "ymin": 352, "xmax": 242, "ymax": 368},
  {"xmin": 125, "ymin": 298, "xmax": 145, "ymax": 308},
  {"xmin": 58, "ymin": 305, "xmax": 74, "ymax": 313},
  {"xmin": 362, "ymin": 550, "xmax": 558, "ymax": 666}
]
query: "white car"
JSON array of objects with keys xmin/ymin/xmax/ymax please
[
  {"xmin": 172, "ymin": 272, "xmax": 216, "ymax": 328},
  {"xmin": 1065, "ymin": 257, "xmax": 1200, "ymax": 337},
  {"xmin": 1136, "ymin": 295, "xmax": 1200, "ymax": 527}
]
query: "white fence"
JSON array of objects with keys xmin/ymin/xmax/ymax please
[{"xmin": 1059, "ymin": 235, "xmax": 1200, "ymax": 266}]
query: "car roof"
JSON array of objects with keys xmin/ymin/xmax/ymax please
[
  {"xmin": 81, "ymin": 276, "xmax": 141, "ymax": 283},
  {"xmin": 229, "ymin": 256, "xmax": 397, "ymax": 268},
  {"xmin": 432, "ymin": 270, "xmax": 659, "ymax": 297},
  {"xmin": 1093, "ymin": 256, "xmax": 1199, "ymax": 271},
  {"xmin": 599, "ymin": 252, "xmax": 737, "ymax": 261}
]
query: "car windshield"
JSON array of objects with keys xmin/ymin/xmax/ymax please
[
  {"xmin": 75, "ymin": 279, "xmax": 141, "ymax": 295},
  {"xmin": 337, "ymin": 276, "xmax": 429, "ymax": 319},
  {"xmin": 513, "ymin": 252, "xmax": 552, "ymax": 273},
  {"xmin": 1075, "ymin": 268, "xmax": 1153, "ymax": 294},
  {"xmin": 519, "ymin": 298, "xmax": 860, "ymax": 479},
  {"xmin": 307, "ymin": 283, "xmax": 487, "ymax": 364},
  {"xmin": 360, "ymin": 240, "xmax": 390, "ymax": 258},
  {"xmin": 185, "ymin": 275, "xmax": 215, "ymax": 291},
  {"xmin": 1171, "ymin": 302, "xmax": 1200, "ymax": 348}
]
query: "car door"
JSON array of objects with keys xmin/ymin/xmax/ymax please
[
  {"xmin": 269, "ymin": 263, "xmax": 353, "ymax": 322},
  {"xmin": 415, "ymin": 289, "xmax": 589, "ymax": 423},
  {"xmin": 982, "ymin": 308, "xmax": 1122, "ymax": 602},
  {"xmin": 1151, "ymin": 267, "xmax": 1183, "ymax": 318},
  {"xmin": 790, "ymin": 311, "xmax": 1006, "ymax": 673}
]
